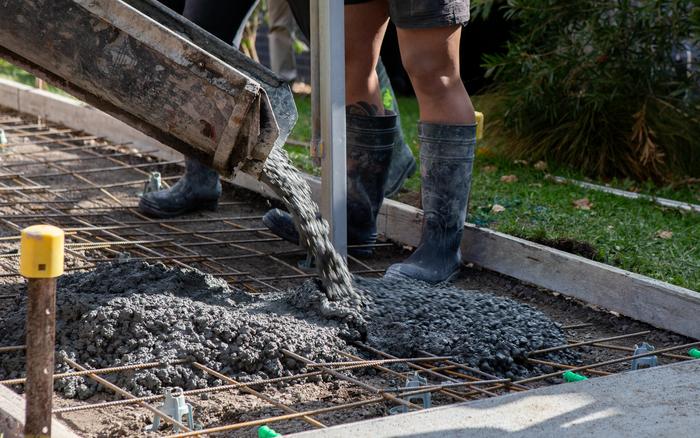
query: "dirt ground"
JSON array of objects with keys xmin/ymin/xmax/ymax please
[{"xmin": 0, "ymin": 109, "xmax": 692, "ymax": 437}]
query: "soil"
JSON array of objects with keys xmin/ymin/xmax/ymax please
[{"xmin": 529, "ymin": 237, "xmax": 599, "ymax": 260}]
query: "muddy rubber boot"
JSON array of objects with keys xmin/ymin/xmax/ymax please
[
  {"xmin": 138, "ymin": 158, "xmax": 222, "ymax": 218},
  {"xmin": 385, "ymin": 123, "xmax": 476, "ymax": 283},
  {"xmin": 377, "ymin": 60, "xmax": 417, "ymax": 198},
  {"xmin": 263, "ymin": 104, "xmax": 395, "ymax": 256},
  {"xmin": 384, "ymin": 115, "xmax": 417, "ymax": 198}
]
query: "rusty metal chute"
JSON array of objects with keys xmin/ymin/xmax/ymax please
[{"xmin": 0, "ymin": 0, "xmax": 297, "ymax": 178}]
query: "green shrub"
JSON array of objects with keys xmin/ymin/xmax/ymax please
[{"xmin": 483, "ymin": 0, "xmax": 699, "ymax": 181}]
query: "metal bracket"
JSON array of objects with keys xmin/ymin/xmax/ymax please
[
  {"xmin": 631, "ymin": 342, "xmax": 658, "ymax": 370},
  {"xmin": 141, "ymin": 171, "xmax": 162, "ymax": 196},
  {"xmin": 389, "ymin": 372, "xmax": 432, "ymax": 415},
  {"xmin": 145, "ymin": 387, "xmax": 201, "ymax": 432}
]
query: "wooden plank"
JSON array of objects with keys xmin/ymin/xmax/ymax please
[
  {"xmin": 0, "ymin": 384, "xmax": 80, "ymax": 438},
  {"xmin": 461, "ymin": 227, "xmax": 700, "ymax": 339},
  {"xmin": 0, "ymin": 78, "xmax": 183, "ymax": 162},
  {"xmin": 0, "ymin": 0, "xmax": 278, "ymax": 176},
  {"xmin": 0, "ymin": 78, "xmax": 697, "ymax": 339},
  {"xmin": 0, "ymin": 80, "xmax": 19, "ymax": 111}
]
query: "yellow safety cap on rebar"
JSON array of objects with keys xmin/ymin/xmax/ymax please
[
  {"xmin": 19, "ymin": 225, "xmax": 64, "ymax": 278},
  {"xmin": 475, "ymin": 111, "xmax": 484, "ymax": 140}
]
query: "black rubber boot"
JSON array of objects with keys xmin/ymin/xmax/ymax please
[
  {"xmin": 377, "ymin": 60, "xmax": 417, "ymax": 198},
  {"xmin": 385, "ymin": 123, "xmax": 476, "ymax": 283},
  {"xmin": 138, "ymin": 158, "xmax": 222, "ymax": 218},
  {"xmin": 263, "ymin": 104, "xmax": 395, "ymax": 256}
]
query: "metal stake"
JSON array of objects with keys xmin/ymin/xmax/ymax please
[{"xmin": 19, "ymin": 224, "xmax": 64, "ymax": 438}]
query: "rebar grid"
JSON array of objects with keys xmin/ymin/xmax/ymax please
[
  {"xmin": 1, "ymin": 330, "xmax": 696, "ymax": 436},
  {"xmin": 0, "ymin": 113, "xmax": 387, "ymax": 294},
  {"xmin": 1, "ymin": 112, "xmax": 698, "ymax": 436}
]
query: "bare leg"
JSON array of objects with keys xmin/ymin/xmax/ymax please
[
  {"xmin": 344, "ymin": 0, "xmax": 390, "ymax": 110},
  {"xmin": 396, "ymin": 25, "xmax": 475, "ymax": 124}
]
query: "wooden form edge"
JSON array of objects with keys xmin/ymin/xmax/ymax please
[
  {"xmin": 0, "ymin": 78, "xmax": 182, "ymax": 162},
  {"xmin": 0, "ymin": 384, "xmax": 80, "ymax": 438},
  {"xmin": 1, "ymin": 78, "xmax": 698, "ymax": 339}
]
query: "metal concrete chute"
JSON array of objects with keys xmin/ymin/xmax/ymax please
[{"xmin": 0, "ymin": 0, "xmax": 297, "ymax": 179}]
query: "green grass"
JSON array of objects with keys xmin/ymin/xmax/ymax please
[
  {"xmin": 1, "ymin": 62, "xmax": 697, "ymax": 291},
  {"xmin": 468, "ymin": 154, "xmax": 700, "ymax": 291},
  {"xmin": 0, "ymin": 59, "xmax": 70, "ymax": 96},
  {"xmin": 288, "ymin": 94, "xmax": 700, "ymax": 292}
]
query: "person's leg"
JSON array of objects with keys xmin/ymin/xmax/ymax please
[
  {"xmin": 397, "ymin": 25, "xmax": 474, "ymax": 124},
  {"xmin": 156, "ymin": 0, "xmax": 185, "ymax": 14},
  {"xmin": 264, "ymin": 0, "xmax": 398, "ymax": 256},
  {"xmin": 386, "ymin": 23, "xmax": 477, "ymax": 283},
  {"xmin": 285, "ymin": 0, "xmax": 415, "ymax": 195},
  {"xmin": 268, "ymin": 0, "xmax": 298, "ymax": 82},
  {"xmin": 344, "ymin": 0, "xmax": 390, "ymax": 110},
  {"xmin": 263, "ymin": 104, "xmax": 397, "ymax": 256},
  {"xmin": 139, "ymin": 0, "xmax": 257, "ymax": 218},
  {"xmin": 183, "ymin": 0, "xmax": 256, "ymax": 45},
  {"xmin": 376, "ymin": 58, "xmax": 416, "ymax": 197}
]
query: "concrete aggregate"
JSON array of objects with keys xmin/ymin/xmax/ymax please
[
  {"xmin": 0, "ymin": 261, "xmax": 350, "ymax": 398},
  {"xmin": 292, "ymin": 277, "xmax": 578, "ymax": 379},
  {"xmin": 261, "ymin": 147, "xmax": 364, "ymax": 315},
  {"xmin": 361, "ymin": 277, "xmax": 577, "ymax": 378},
  {"xmin": 0, "ymin": 263, "xmax": 575, "ymax": 399}
]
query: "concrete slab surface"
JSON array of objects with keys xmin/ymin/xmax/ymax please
[{"xmin": 292, "ymin": 360, "xmax": 700, "ymax": 438}]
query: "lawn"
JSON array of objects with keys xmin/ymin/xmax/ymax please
[
  {"xmin": 0, "ymin": 59, "xmax": 69, "ymax": 96},
  {"xmin": 288, "ymin": 94, "xmax": 700, "ymax": 292},
  {"xmin": 1, "ymin": 63, "xmax": 697, "ymax": 291}
]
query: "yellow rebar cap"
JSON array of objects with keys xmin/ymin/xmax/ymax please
[
  {"xmin": 19, "ymin": 225, "xmax": 64, "ymax": 278},
  {"xmin": 475, "ymin": 111, "xmax": 484, "ymax": 140}
]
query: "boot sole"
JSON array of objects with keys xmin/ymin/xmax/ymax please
[
  {"xmin": 138, "ymin": 199, "xmax": 218, "ymax": 219},
  {"xmin": 385, "ymin": 265, "xmax": 461, "ymax": 284}
]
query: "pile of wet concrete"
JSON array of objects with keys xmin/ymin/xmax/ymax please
[
  {"xmin": 0, "ymin": 260, "xmax": 576, "ymax": 398},
  {"xmin": 0, "ymin": 261, "xmax": 350, "ymax": 398},
  {"xmin": 294, "ymin": 277, "xmax": 578, "ymax": 379}
]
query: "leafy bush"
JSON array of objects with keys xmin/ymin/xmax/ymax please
[{"xmin": 483, "ymin": 0, "xmax": 699, "ymax": 181}]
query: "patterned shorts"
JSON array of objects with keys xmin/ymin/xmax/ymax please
[{"xmin": 345, "ymin": 0, "xmax": 470, "ymax": 28}]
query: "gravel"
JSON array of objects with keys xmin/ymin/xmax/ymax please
[
  {"xmin": 0, "ymin": 260, "xmax": 351, "ymax": 398},
  {"xmin": 0, "ymin": 261, "xmax": 576, "ymax": 398},
  {"xmin": 261, "ymin": 147, "xmax": 363, "ymax": 317},
  {"xmin": 293, "ymin": 277, "xmax": 578, "ymax": 380}
]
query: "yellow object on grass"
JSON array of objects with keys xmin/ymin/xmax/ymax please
[
  {"xmin": 475, "ymin": 111, "xmax": 484, "ymax": 140},
  {"xmin": 19, "ymin": 225, "xmax": 64, "ymax": 278}
]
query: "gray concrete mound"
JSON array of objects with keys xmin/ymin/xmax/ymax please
[
  {"xmin": 0, "ymin": 260, "xmax": 351, "ymax": 398},
  {"xmin": 292, "ymin": 277, "xmax": 578, "ymax": 379},
  {"xmin": 0, "ymin": 261, "xmax": 575, "ymax": 399}
]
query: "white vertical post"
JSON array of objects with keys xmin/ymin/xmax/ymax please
[
  {"xmin": 309, "ymin": 0, "xmax": 322, "ymax": 167},
  {"xmin": 311, "ymin": 0, "xmax": 347, "ymax": 258}
]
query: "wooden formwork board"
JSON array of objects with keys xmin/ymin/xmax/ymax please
[
  {"xmin": 0, "ymin": 78, "xmax": 698, "ymax": 340},
  {"xmin": 0, "ymin": 0, "xmax": 288, "ymax": 177},
  {"xmin": 0, "ymin": 384, "xmax": 80, "ymax": 438}
]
